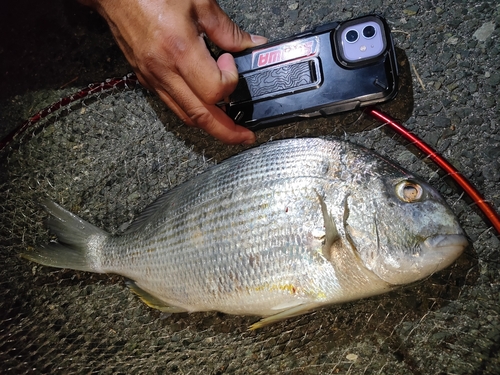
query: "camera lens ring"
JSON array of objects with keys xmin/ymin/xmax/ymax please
[
  {"xmin": 345, "ymin": 29, "xmax": 359, "ymax": 43},
  {"xmin": 362, "ymin": 25, "xmax": 376, "ymax": 39}
]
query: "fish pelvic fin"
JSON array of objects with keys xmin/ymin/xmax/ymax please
[
  {"xmin": 249, "ymin": 304, "xmax": 316, "ymax": 330},
  {"xmin": 20, "ymin": 200, "xmax": 109, "ymax": 272},
  {"xmin": 126, "ymin": 280, "xmax": 188, "ymax": 313}
]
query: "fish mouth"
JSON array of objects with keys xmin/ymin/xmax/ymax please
[
  {"xmin": 418, "ymin": 233, "xmax": 469, "ymax": 272},
  {"xmin": 378, "ymin": 233, "xmax": 469, "ymax": 286},
  {"xmin": 423, "ymin": 233, "xmax": 469, "ymax": 252}
]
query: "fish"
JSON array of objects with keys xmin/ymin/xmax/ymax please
[{"xmin": 21, "ymin": 138, "xmax": 468, "ymax": 329}]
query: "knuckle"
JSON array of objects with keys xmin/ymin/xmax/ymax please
[
  {"xmin": 225, "ymin": 21, "xmax": 244, "ymax": 41},
  {"xmin": 202, "ymin": 88, "xmax": 223, "ymax": 105},
  {"xmin": 138, "ymin": 51, "xmax": 159, "ymax": 72},
  {"xmin": 135, "ymin": 35, "xmax": 190, "ymax": 82},
  {"xmin": 189, "ymin": 107, "xmax": 213, "ymax": 125},
  {"xmin": 187, "ymin": 106, "xmax": 216, "ymax": 130},
  {"xmin": 137, "ymin": 26, "xmax": 190, "ymax": 65},
  {"xmin": 195, "ymin": 0, "xmax": 235, "ymax": 32}
]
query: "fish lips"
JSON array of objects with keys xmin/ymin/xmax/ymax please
[{"xmin": 380, "ymin": 233, "xmax": 469, "ymax": 286}]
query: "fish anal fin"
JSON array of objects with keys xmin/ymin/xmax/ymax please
[
  {"xmin": 315, "ymin": 190, "xmax": 341, "ymax": 261},
  {"xmin": 248, "ymin": 304, "xmax": 316, "ymax": 330},
  {"xmin": 270, "ymin": 299, "xmax": 304, "ymax": 311},
  {"xmin": 126, "ymin": 280, "xmax": 187, "ymax": 313}
]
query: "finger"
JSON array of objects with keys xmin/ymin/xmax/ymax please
[
  {"xmin": 155, "ymin": 88, "xmax": 195, "ymax": 127},
  {"xmin": 194, "ymin": 1, "xmax": 267, "ymax": 51},
  {"xmin": 203, "ymin": 104, "xmax": 256, "ymax": 145},
  {"xmin": 155, "ymin": 75, "xmax": 255, "ymax": 144},
  {"xmin": 156, "ymin": 81, "xmax": 255, "ymax": 145},
  {"xmin": 130, "ymin": 26, "xmax": 247, "ymax": 139},
  {"xmin": 176, "ymin": 35, "xmax": 239, "ymax": 105},
  {"xmin": 173, "ymin": 2, "xmax": 266, "ymax": 104}
]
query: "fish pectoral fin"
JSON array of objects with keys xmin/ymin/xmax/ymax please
[
  {"xmin": 248, "ymin": 303, "xmax": 316, "ymax": 330},
  {"xmin": 126, "ymin": 280, "xmax": 187, "ymax": 313},
  {"xmin": 315, "ymin": 190, "xmax": 341, "ymax": 261}
]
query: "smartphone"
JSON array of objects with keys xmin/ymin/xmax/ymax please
[{"xmin": 222, "ymin": 14, "xmax": 399, "ymax": 130}]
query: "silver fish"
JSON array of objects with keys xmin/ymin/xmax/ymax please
[{"xmin": 22, "ymin": 138, "xmax": 468, "ymax": 329}]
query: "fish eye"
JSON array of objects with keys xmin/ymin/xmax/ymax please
[{"xmin": 396, "ymin": 181, "xmax": 424, "ymax": 202}]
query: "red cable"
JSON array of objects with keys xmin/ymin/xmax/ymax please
[{"xmin": 365, "ymin": 107, "xmax": 500, "ymax": 235}]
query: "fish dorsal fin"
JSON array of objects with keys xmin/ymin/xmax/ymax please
[
  {"xmin": 315, "ymin": 190, "xmax": 341, "ymax": 261},
  {"xmin": 123, "ymin": 162, "xmax": 220, "ymax": 234},
  {"xmin": 126, "ymin": 280, "xmax": 187, "ymax": 313},
  {"xmin": 123, "ymin": 187, "xmax": 182, "ymax": 234}
]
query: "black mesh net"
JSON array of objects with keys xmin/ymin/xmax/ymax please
[
  {"xmin": 1, "ymin": 0, "xmax": 500, "ymax": 372},
  {"xmin": 1, "ymin": 77, "xmax": 498, "ymax": 374}
]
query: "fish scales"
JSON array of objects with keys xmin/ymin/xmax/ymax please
[
  {"xmin": 104, "ymin": 139, "xmax": 346, "ymax": 315},
  {"xmin": 22, "ymin": 138, "xmax": 468, "ymax": 328}
]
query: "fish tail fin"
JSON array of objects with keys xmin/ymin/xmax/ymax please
[{"xmin": 21, "ymin": 200, "xmax": 110, "ymax": 273}]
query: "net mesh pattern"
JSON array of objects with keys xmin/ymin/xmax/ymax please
[{"xmin": 0, "ymin": 82, "xmax": 499, "ymax": 375}]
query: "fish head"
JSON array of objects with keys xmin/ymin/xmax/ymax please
[{"xmin": 344, "ymin": 175, "xmax": 469, "ymax": 286}]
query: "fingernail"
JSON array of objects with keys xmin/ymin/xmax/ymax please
[
  {"xmin": 242, "ymin": 136, "xmax": 256, "ymax": 145},
  {"xmin": 251, "ymin": 34, "xmax": 268, "ymax": 45}
]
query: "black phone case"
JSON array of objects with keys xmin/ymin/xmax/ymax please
[{"xmin": 224, "ymin": 15, "xmax": 399, "ymax": 130}]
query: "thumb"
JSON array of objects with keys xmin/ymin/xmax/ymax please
[{"xmin": 196, "ymin": 2, "xmax": 267, "ymax": 52}]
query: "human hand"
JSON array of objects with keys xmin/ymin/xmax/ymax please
[{"xmin": 80, "ymin": 0, "xmax": 267, "ymax": 144}]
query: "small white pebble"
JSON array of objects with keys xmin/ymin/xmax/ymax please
[{"xmin": 346, "ymin": 353, "xmax": 358, "ymax": 361}]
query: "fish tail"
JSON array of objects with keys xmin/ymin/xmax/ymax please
[{"xmin": 21, "ymin": 200, "xmax": 109, "ymax": 272}]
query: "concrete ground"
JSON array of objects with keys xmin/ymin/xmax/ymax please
[{"xmin": 0, "ymin": 0, "xmax": 499, "ymax": 374}]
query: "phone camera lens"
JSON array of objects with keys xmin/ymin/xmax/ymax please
[
  {"xmin": 362, "ymin": 25, "xmax": 376, "ymax": 39},
  {"xmin": 345, "ymin": 29, "xmax": 359, "ymax": 43}
]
